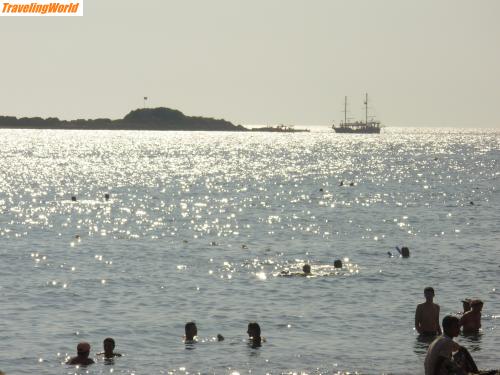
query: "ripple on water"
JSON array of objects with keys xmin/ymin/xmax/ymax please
[{"xmin": 0, "ymin": 129, "xmax": 499, "ymax": 374}]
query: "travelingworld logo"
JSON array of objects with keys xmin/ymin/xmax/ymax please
[{"xmin": 1, "ymin": 0, "xmax": 83, "ymax": 16}]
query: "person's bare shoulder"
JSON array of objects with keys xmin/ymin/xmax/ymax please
[
  {"xmin": 416, "ymin": 303, "xmax": 425, "ymax": 311},
  {"xmin": 460, "ymin": 310, "xmax": 472, "ymax": 321}
]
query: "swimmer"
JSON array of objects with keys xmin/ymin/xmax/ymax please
[
  {"xmin": 104, "ymin": 193, "xmax": 110, "ymax": 201},
  {"xmin": 396, "ymin": 246, "xmax": 410, "ymax": 258},
  {"xmin": 247, "ymin": 322, "xmax": 263, "ymax": 348},
  {"xmin": 460, "ymin": 299, "xmax": 483, "ymax": 334},
  {"xmin": 71, "ymin": 196, "xmax": 77, "ymax": 202},
  {"xmin": 279, "ymin": 264, "xmax": 312, "ymax": 277},
  {"xmin": 66, "ymin": 342, "xmax": 95, "ymax": 366},
  {"xmin": 319, "ymin": 188, "xmax": 324, "ymax": 192},
  {"xmin": 97, "ymin": 337, "xmax": 122, "ymax": 359},
  {"xmin": 217, "ymin": 334, "xmax": 224, "ymax": 342},
  {"xmin": 302, "ymin": 264, "xmax": 312, "ymax": 275},
  {"xmin": 184, "ymin": 322, "xmax": 198, "ymax": 343},
  {"xmin": 349, "ymin": 182, "xmax": 354, "ymax": 186},
  {"xmin": 415, "ymin": 287, "xmax": 442, "ymax": 336},
  {"xmin": 279, "ymin": 269, "xmax": 292, "ymax": 277},
  {"xmin": 339, "ymin": 180, "xmax": 344, "ymax": 186},
  {"xmin": 333, "ymin": 259, "xmax": 343, "ymax": 269}
]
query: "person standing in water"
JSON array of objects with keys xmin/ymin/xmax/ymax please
[
  {"xmin": 415, "ymin": 287, "xmax": 442, "ymax": 336},
  {"xmin": 66, "ymin": 342, "xmax": 95, "ymax": 366},
  {"xmin": 247, "ymin": 322, "xmax": 263, "ymax": 348},
  {"xmin": 97, "ymin": 337, "xmax": 122, "ymax": 359},
  {"xmin": 460, "ymin": 299, "xmax": 483, "ymax": 334}
]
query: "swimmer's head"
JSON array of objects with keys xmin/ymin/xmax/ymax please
[
  {"xmin": 401, "ymin": 247, "xmax": 410, "ymax": 258},
  {"xmin": 103, "ymin": 337, "xmax": 115, "ymax": 352},
  {"xmin": 302, "ymin": 264, "xmax": 311, "ymax": 274},
  {"xmin": 77, "ymin": 342, "xmax": 91, "ymax": 357},
  {"xmin": 247, "ymin": 322, "xmax": 261, "ymax": 338},
  {"xmin": 424, "ymin": 287, "xmax": 435, "ymax": 301},
  {"xmin": 185, "ymin": 322, "xmax": 197, "ymax": 340},
  {"xmin": 105, "ymin": 193, "xmax": 110, "ymax": 201},
  {"xmin": 334, "ymin": 259, "xmax": 343, "ymax": 269},
  {"xmin": 442, "ymin": 315, "xmax": 460, "ymax": 337},
  {"xmin": 71, "ymin": 196, "xmax": 77, "ymax": 202}
]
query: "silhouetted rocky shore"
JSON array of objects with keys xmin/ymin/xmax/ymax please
[{"xmin": 0, "ymin": 107, "xmax": 248, "ymax": 131}]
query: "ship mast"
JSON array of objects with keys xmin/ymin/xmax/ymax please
[
  {"xmin": 344, "ymin": 96, "xmax": 347, "ymax": 125},
  {"xmin": 364, "ymin": 93, "xmax": 368, "ymax": 125}
]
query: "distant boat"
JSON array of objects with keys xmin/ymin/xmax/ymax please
[
  {"xmin": 332, "ymin": 93, "xmax": 381, "ymax": 134},
  {"xmin": 252, "ymin": 124, "xmax": 310, "ymax": 133}
]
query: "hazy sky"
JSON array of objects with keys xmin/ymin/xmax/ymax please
[{"xmin": 1, "ymin": 0, "xmax": 499, "ymax": 128}]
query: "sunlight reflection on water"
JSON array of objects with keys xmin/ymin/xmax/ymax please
[{"xmin": 0, "ymin": 128, "xmax": 499, "ymax": 375}]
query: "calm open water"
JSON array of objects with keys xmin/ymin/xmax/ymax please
[{"xmin": 0, "ymin": 128, "xmax": 499, "ymax": 375}]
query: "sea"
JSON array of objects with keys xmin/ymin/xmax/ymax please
[{"xmin": 0, "ymin": 128, "xmax": 498, "ymax": 375}]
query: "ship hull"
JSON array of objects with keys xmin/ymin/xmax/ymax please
[{"xmin": 333, "ymin": 127, "xmax": 380, "ymax": 134}]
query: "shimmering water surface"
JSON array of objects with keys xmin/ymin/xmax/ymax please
[{"xmin": 0, "ymin": 128, "xmax": 499, "ymax": 375}]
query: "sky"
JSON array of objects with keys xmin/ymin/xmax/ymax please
[{"xmin": 1, "ymin": 0, "xmax": 499, "ymax": 128}]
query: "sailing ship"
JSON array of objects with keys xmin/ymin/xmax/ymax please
[{"xmin": 332, "ymin": 93, "xmax": 381, "ymax": 134}]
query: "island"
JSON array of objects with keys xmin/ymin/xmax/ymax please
[
  {"xmin": 0, "ymin": 107, "xmax": 310, "ymax": 132},
  {"xmin": 0, "ymin": 107, "xmax": 247, "ymax": 131}
]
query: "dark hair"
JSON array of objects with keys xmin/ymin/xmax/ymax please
[
  {"xmin": 442, "ymin": 315, "xmax": 460, "ymax": 332},
  {"xmin": 302, "ymin": 264, "xmax": 311, "ymax": 273},
  {"xmin": 424, "ymin": 287, "xmax": 435, "ymax": 294},
  {"xmin": 103, "ymin": 337, "xmax": 115, "ymax": 347},
  {"xmin": 247, "ymin": 322, "xmax": 261, "ymax": 337},
  {"xmin": 185, "ymin": 321, "xmax": 197, "ymax": 332},
  {"xmin": 334, "ymin": 259, "xmax": 343, "ymax": 269}
]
